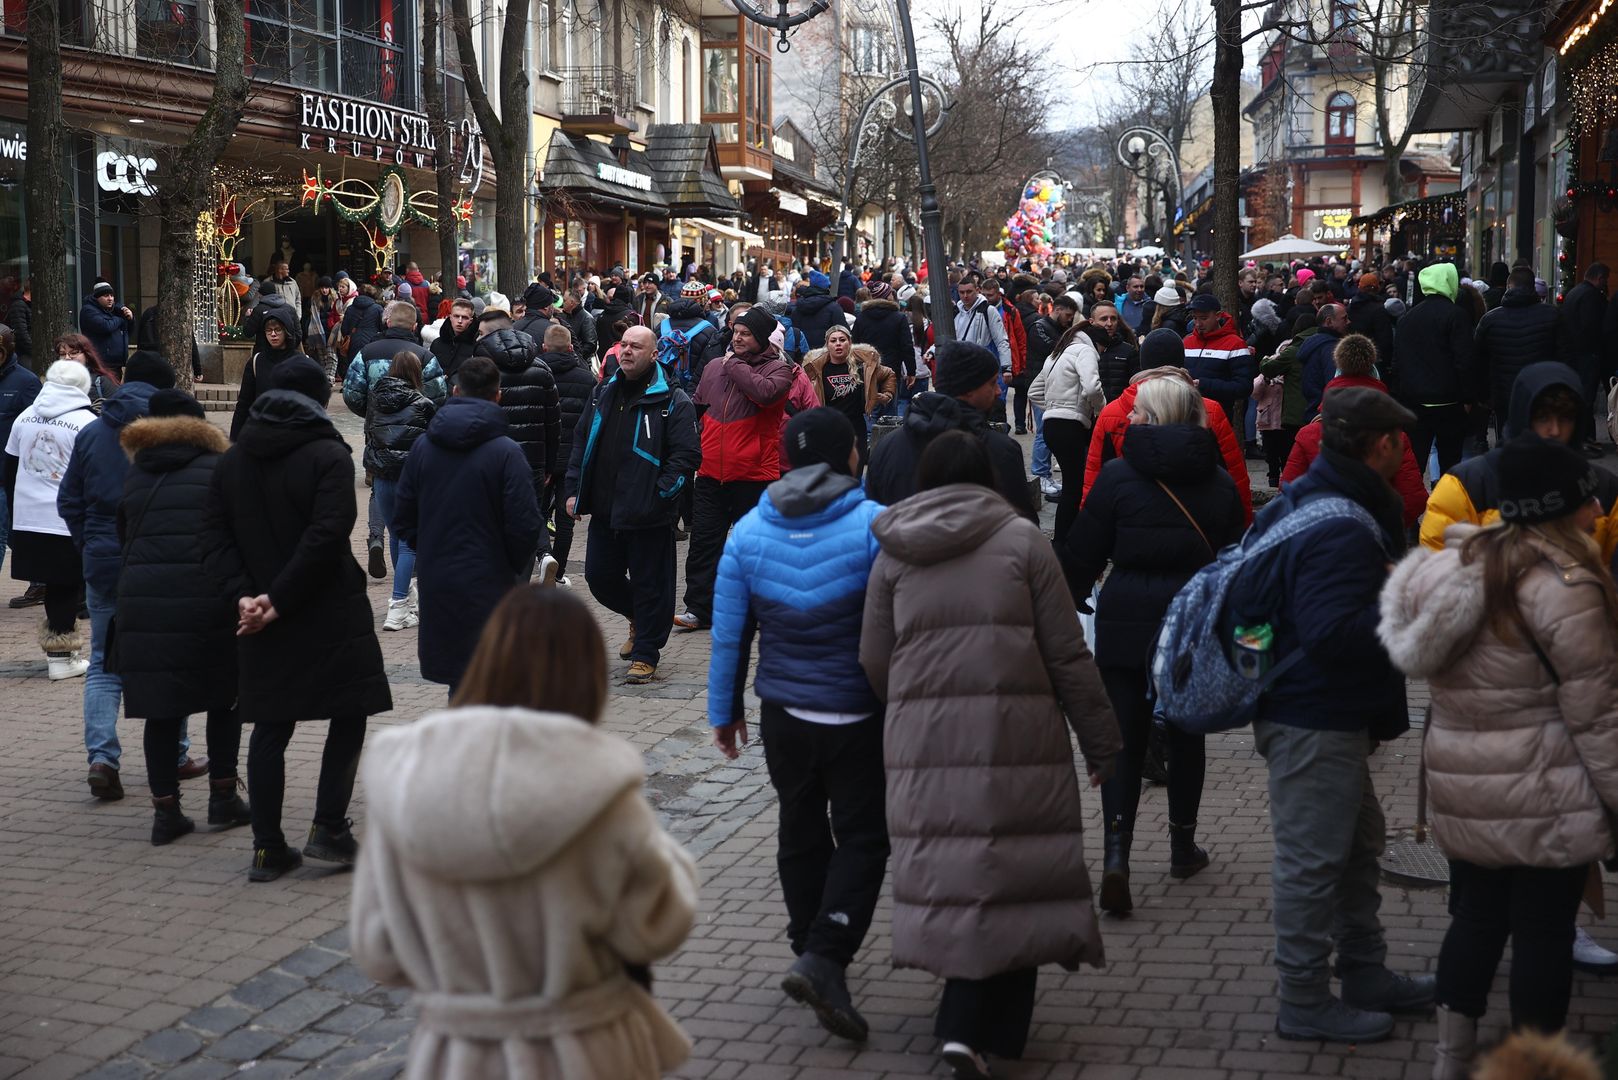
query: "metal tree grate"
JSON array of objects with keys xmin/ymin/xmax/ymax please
[{"xmin": 1381, "ymin": 837, "xmax": 1450, "ymax": 887}]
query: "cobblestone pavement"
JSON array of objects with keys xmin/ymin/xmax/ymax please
[{"xmin": 3, "ymin": 406, "xmax": 1617, "ymax": 1079}]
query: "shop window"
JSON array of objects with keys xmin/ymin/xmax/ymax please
[
  {"xmin": 1325, "ymin": 91, "xmax": 1356, "ymax": 152},
  {"xmin": 136, "ymin": 0, "xmax": 202, "ymax": 64},
  {"xmin": 245, "ymin": 0, "xmax": 413, "ymax": 108},
  {"xmin": 637, "ymin": 13, "xmax": 654, "ymax": 107},
  {"xmin": 704, "ymin": 43, "xmax": 738, "ymax": 114},
  {"xmin": 3, "ymin": 0, "xmax": 91, "ymax": 41}
]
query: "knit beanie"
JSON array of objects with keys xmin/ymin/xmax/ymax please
[
  {"xmin": 266, "ymin": 354, "xmax": 332, "ymax": 407},
  {"xmin": 783, "ymin": 407, "xmax": 855, "ymax": 474},
  {"xmin": 124, "ymin": 350, "xmax": 176, "ymax": 389},
  {"xmin": 1331, "ymin": 333, "xmax": 1379, "ymax": 379},
  {"xmin": 1138, "ymin": 327, "xmax": 1186, "ymax": 369},
  {"xmin": 522, "ymin": 282, "xmax": 556, "ymax": 310},
  {"xmin": 148, "ymin": 388, "xmax": 206, "ymax": 420},
  {"xmin": 1497, "ymin": 435, "xmax": 1600, "ymax": 525},
  {"xmin": 1358, "ymin": 272, "xmax": 1380, "ymax": 292},
  {"xmin": 934, "ymin": 341, "xmax": 999, "ymax": 397},
  {"xmin": 737, "ymin": 306, "xmax": 777, "ymax": 349}
]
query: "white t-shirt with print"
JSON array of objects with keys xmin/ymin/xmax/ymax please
[{"xmin": 5, "ymin": 382, "xmax": 96, "ymax": 536}]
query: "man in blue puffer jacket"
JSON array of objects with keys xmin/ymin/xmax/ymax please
[{"xmin": 707, "ymin": 407, "xmax": 888, "ymax": 1046}]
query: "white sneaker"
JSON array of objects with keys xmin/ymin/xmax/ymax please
[
  {"xmin": 1575, "ymin": 926, "xmax": 1618, "ymax": 972},
  {"xmin": 406, "ymin": 582, "xmax": 418, "ymax": 617},
  {"xmin": 383, "ymin": 598, "xmax": 419, "ymax": 631},
  {"xmin": 538, "ymin": 554, "xmax": 559, "ymax": 587},
  {"xmin": 941, "ymin": 1042, "xmax": 991, "ymax": 1079},
  {"xmin": 1039, "ymin": 477, "xmax": 1061, "ymax": 498},
  {"xmin": 47, "ymin": 653, "xmax": 89, "ymax": 681},
  {"xmin": 556, "ymin": 574, "xmax": 572, "ymax": 588}
]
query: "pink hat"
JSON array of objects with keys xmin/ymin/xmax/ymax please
[{"xmin": 1295, "ymin": 268, "xmax": 1315, "ymax": 284}]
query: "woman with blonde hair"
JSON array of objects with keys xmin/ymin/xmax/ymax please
[
  {"xmin": 802, "ymin": 326, "xmax": 895, "ymax": 468},
  {"xmin": 1380, "ymin": 436, "xmax": 1618, "ymax": 1079},
  {"xmin": 352, "ymin": 586, "xmax": 698, "ymax": 1079},
  {"xmin": 1065, "ymin": 373, "xmax": 1244, "ymax": 915}
]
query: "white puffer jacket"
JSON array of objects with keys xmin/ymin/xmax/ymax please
[
  {"xmin": 1028, "ymin": 332, "xmax": 1104, "ymax": 426},
  {"xmin": 1378, "ymin": 523, "xmax": 1618, "ymax": 869}
]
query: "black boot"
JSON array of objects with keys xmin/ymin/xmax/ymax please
[
  {"xmin": 248, "ymin": 844, "xmax": 303, "ymax": 883},
  {"xmin": 151, "ymin": 795, "xmax": 195, "ymax": 846},
  {"xmin": 1169, "ymin": 822, "xmax": 1210, "ymax": 879},
  {"xmin": 304, "ymin": 819, "xmax": 359, "ymax": 865},
  {"xmin": 208, "ymin": 776, "xmax": 252, "ymax": 829},
  {"xmin": 1098, "ymin": 815, "xmax": 1133, "ymax": 915}
]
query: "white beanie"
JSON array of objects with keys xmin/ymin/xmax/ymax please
[
  {"xmin": 1153, "ymin": 284, "xmax": 1183, "ymax": 307},
  {"xmin": 46, "ymin": 359, "xmax": 92, "ymax": 392}
]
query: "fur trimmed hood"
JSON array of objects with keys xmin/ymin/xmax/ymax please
[
  {"xmin": 1378, "ymin": 524, "xmax": 1488, "ymax": 678},
  {"xmin": 803, "ymin": 342, "xmax": 880, "ymax": 370},
  {"xmin": 120, "ymin": 415, "xmax": 230, "ymax": 459},
  {"xmin": 859, "ymin": 298, "xmax": 901, "ymax": 313}
]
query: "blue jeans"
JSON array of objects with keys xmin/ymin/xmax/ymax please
[
  {"xmin": 84, "ymin": 582, "xmax": 186, "ymax": 770},
  {"xmin": 1031, "ymin": 405, "xmax": 1051, "ymax": 479},
  {"xmin": 372, "ymin": 477, "xmax": 415, "ymax": 602},
  {"xmin": 0, "ymin": 486, "xmax": 8, "ymax": 572}
]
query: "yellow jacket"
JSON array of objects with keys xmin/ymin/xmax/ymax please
[{"xmin": 1422, "ymin": 458, "xmax": 1618, "ymax": 564}]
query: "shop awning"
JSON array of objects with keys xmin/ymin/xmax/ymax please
[
  {"xmin": 643, "ymin": 124, "xmax": 743, "ymax": 217},
  {"xmin": 684, "ymin": 217, "xmax": 764, "ymax": 245},
  {"xmin": 1348, "ymin": 190, "xmax": 1466, "ymax": 230},
  {"xmin": 539, "ymin": 131, "xmax": 669, "ymax": 214}
]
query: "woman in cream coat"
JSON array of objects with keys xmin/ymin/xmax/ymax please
[
  {"xmin": 1028, "ymin": 316, "xmax": 1104, "ymax": 543},
  {"xmin": 351, "ymin": 587, "xmax": 698, "ymax": 1079},
  {"xmin": 1379, "ymin": 436, "xmax": 1618, "ymax": 1080}
]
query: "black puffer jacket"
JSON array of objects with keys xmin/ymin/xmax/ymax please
[
  {"xmin": 477, "ymin": 328, "xmax": 560, "ymax": 493},
  {"xmin": 114, "ymin": 414, "xmax": 237, "ymax": 719},
  {"xmin": 339, "ymin": 293, "xmax": 384, "ymax": 355},
  {"xmin": 1346, "ymin": 293, "xmax": 1395, "ymax": 366},
  {"xmin": 790, "ymin": 291, "xmax": 846, "ymax": 351},
  {"xmin": 1474, "ymin": 287, "xmax": 1568, "ymax": 410},
  {"xmin": 864, "ymin": 391, "xmax": 1036, "ymax": 522},
  {"xmin": 363, "ymin": 376, "xmax": 435, "ymax": 480},
  {"xmin": 1392, "ymin": 293, "xmax": 1477, "ymax": 407},
  {"xmin": 1092, "ymin": 328, "xmax": 1139, "ymax": 403},
  {"xmin": 852, "ymin": 299, "xmax": 914, "ymax": 378},
  {"xmin": 203, "ymin": 390, "xmax": 392, "ymax": 725},
  {"xmin": 1063, "ymin": 422, "xmax": 1245, "ymax": 669},
  {"xmin": 429, "ymin": 317, "xmax": 479, "ymax": 381},
  {"xmin": 541, "ymin": 348, "xmax": 595, "ymax": 479}
]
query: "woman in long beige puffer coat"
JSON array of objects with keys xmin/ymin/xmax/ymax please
[
  {"xmin": 350, "ymin": 587, "xmax": 698, "ymax": 1080},
  {"xmin": 1378, "ymin": 436, "xmax": 1618, "ymax": 1080},
  {"xmin": 860, "ymin": 429, "xmax": 1121, "ymax": 1080}
]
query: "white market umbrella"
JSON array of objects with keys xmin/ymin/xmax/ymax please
[
  {"xmin": 1241, "ymin": 234, "xmax": 1343, "ymax": 261},
  {"xmin": 1129, "ymin": 245, "xmax": 1165, "ymax": 258}
]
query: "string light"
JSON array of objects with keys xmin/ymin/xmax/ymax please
[
  {"xmin": 1567, "ymin": 36, "xmax": 1618, "ymax": 137},
  {"xmin": 1562, "ymin": 0, "xmax": 1614, "ymax": 55}
]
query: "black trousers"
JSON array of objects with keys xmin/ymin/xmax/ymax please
[
  {"xmin": 759, "ymin": 705, "xmax": 889, "ymax": 967},
  {"xmin": 1098, "ymin": 665, "xmax": 1205, "ymax": 828},
  {"xmin": 935, "ymin": 967, "xmax": 1038, "ymax": 1059},
  {"xmin": 584, "ymin": 520, "xmax": 675, "ymax": 665},
  {"xmin": 682, "ymin": 477, "xmax": 767, "ymax": 624},
  {"xmin": 1406, "ymin": 404, "xmax": 1468, "ymax": 482},
  {"xmin": 44, "ymin": 582, "xmax": 80, "ymax": 636},
  {"xmin": 1008, "ymin": 372, "xmax": 1035, "ymax": 432},
  {"xmin": 1436, "ymin": 859, "xmax": 1587, "ymax": 1030},
  {"xmin": 1574, "ymin": 350, "xmax": 1603, "ymax": 444},
  {"xmin": 1040, "ymin": 418, "xmax": 1090, "ymax": 544},
  {"xmin": 247, "ymin": 717, "xmax": 366, "ymax": 851},
  {"xmin": 144, "ymin": 709, "xmax": 241, "ymax": 798},
  {"xmin": 540, "ymin": 484, "xmax": 576, "ymax": 577},
  {"xmin": 1261, "ymin": 425, "xmax": 1299, "ymax": 487}
]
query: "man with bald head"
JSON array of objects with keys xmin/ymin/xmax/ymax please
[
  {"xmin": 565, "ymin": 323, "xmax": 701, "ymax": 683},
  {"xmin": 1299, "ymin": 302, "xmax": 1351, "ymax": 421}
]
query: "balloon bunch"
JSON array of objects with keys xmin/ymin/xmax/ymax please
[{"xmin": 1001, "ymin": 180, "xmax": 1066, "ymax": 258}]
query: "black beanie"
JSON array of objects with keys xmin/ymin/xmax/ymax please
[
  {"xmin": 124, "ymin": 350, "xmax": 176, "ymax": 389},
  {"xmin": 1497, "ymin": 435, "xmax": 1600, "ymax": 525},
  {"xmin": 522, "ymin": 282, "xmax": 556, "ymax": 310},
  {"xmin": 933, "ymin": 340, "xmax": 999, "ymax": 397},
  {"xmin": 737, "ymin": 306, "xmax": 777, "ymax": 350},
  {"xmin": 148, "ymin": 388, "xmax": 206, "ymax": 420},
  {"xmin": 783, "ymin": 407, "xmax": 856, "ymax": 474},
  {"xmin": 266, "ymin": 354, "xmax": 332, "ymax": 407}
]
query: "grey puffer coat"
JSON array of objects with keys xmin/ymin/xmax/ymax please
[
  {"xmin": 860, "ymin": 484, "xmax": 1121, "ymax": 980},
  {"xmin": 1379, "ymin": 523, "xmax": 1618, "ymax": 869}
]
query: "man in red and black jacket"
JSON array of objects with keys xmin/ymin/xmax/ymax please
[
  {"xmin": 673, "ymin": 306, "xmax": 794, "ymax": 632},
  {"xmin": 981, "ymin": 277, "xmax": 1027, "ymax": 429}
]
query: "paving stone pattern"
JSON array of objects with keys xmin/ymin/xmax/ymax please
[{"xmin": 3, "ymin": 408, "xmax": 1617, "ymax": 1079}]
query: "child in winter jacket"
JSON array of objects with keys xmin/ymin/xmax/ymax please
[{"xmin": 1251, "ymin": 372, "xmax": 1285, "ymax": 488}]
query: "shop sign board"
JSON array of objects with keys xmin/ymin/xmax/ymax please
[
  {"xmin": 597, "ymin": 162, "xmax": 653, "ymax": 191},
  {"xmin": 298, "ymin": 92, "xmax": 481, "ymax": 184},
  {"xmin": 775, "ymin": 191, "xmax": 808, "ymax": 216},
  {"xmin": 1311, "ymin": 207, "xmax": 1354, "ymax": 243},
  {"xmin": 96, "ymin": 151, "xmax": 157, "ymax": 196}
]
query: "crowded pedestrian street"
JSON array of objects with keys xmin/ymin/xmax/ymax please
[{"xmin": 0, "ymin": 402, "xmax": 1607, "ymax": 1080}]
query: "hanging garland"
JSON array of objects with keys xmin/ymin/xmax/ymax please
[{"xmin": 1559, "ymin": 133, "xmax": 1584, "ymax": 301}]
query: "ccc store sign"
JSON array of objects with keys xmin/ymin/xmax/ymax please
[{"xmin": 96, "ymin": 151, "xmax": 157, "ymax": 197}]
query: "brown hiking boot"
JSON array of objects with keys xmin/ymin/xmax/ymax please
[
  {"xmin": 87, "ymin": 763, "xmax": 123, "ymax": 801},
  {"xmin": 619, "ymin": 621, "xmax": 635, "ymax": 660},
  {"xmin": 625, "ymin": 661, "xmax": 656, "ymax": 685}
]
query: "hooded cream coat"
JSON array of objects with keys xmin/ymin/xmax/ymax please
[
  {"xmin": 350, "ymin": 706, "xmax": 698, "ymax": 1080},
  {"xmin": 1378, "ymin": 524, "xmax": 1618, "ymax": 869}
]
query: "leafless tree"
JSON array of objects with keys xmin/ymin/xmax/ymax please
[
  {"xmin": 450, "ymin": 0, "xmax": 531, "ymax": 296},
  {"xmin": 422, "ymin": 0, "xmax": 463, "ymax": 299},
  {"xmin": 23, "ymin": 0, "xmax": 69, "ymax": 370}
]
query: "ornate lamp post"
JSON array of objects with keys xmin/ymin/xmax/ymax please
[
  {"xmin": 831, "ymin": 74, "xmax": 949, "ymax": 274},
  {"xmin": 728, "ymin": 0, "xmax": 956, "ymax": 341},
  {"xmin": 1116, "ymin": 125, "xmax": 1185, "ymax": 266}
]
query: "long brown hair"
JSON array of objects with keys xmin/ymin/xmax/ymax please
[
  {"xmin": 387, "ymin": 350, "xmax": 423, "ymax": 390},
  {"xmin": 1460, "ymin": 517, "xmax": 1618, "ymax": 645},
  {"xmin": 55, "ymin": 333, "xmax": 121, "ymax": 388},
  {"xmin": 451, "ymin": 587, "xmax": 609, "ymax": 722}
]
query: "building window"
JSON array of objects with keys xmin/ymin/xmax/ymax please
[
  {"xmin": 849, "ymin": 24, "xmax": 886, "ymax": 75},
  {"xmin": 681, "ymin": 37, "xmax": 691, "ymax": 121},
  {"xmin": 136, "ymin": 0, "xmax": 202, "ymax": 63},
  {"xmin": 535, "ymin": 0, "xmax": 553, "ymax": 72},
  {"xmin": 1331, "ymin": 0, "xmax": 1356, "ymax": 31},
  {"xmin": 1325, "ymin": 91, "xmax": 1356, "ymax": 150},
  {"xmin": 245, "ymin": 0, "xmax": 411, "ymax": 108},
  {"xmin": 562, "ymin": 0, "xmax": 576, "ymax": 70},
  {"xmin": 637, "ymin": 12, "xmax": 653, "ymax": 105}
]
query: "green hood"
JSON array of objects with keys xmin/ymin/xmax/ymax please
[{"xmin": 1418, "ymin": 262, "xmax": 1457, "ymax": 302}]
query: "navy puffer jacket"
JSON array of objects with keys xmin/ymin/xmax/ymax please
[
  {"xmin": 363, "ymin": 376, "xmax": 435, "ymax": 480},
  {"xmin": 540, "ymin": 349, "xmax": 595, "ymax": 478},
  {"xmin": 477, "ymin": 328, "xmax": 561, "ymax": 491},
  {"xmin": 57, "ymin": 379, "xmax": 161, "ymax": 593}
]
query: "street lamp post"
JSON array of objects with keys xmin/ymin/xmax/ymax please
[
  {"xmin": 1116, "ymin": 125, "xmax": 1186, "ymax": 268},
  {"xmin": 728, "ymin": 0, "xmax": 956, "ymax": 341},
  {"xmin": 831, "ymin": 74, "xmax": 949, "ymax": 275}
]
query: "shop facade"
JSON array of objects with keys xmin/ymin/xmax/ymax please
[
  {"xmin": 1550, "ymin": 1, "xmax": 1618, "ymax": 299},
  {"xmin": 538, "ymin": 129, "xmax": 670, "ymax": 278}
]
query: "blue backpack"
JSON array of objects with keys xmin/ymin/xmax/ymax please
[
  {"xmin": 1149, "ymin": 490, "xmax": 1387, "ymax": 734},
  {"xmin": 657, "ymin": 322, "xmax": 713, "ymax": 392}
]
